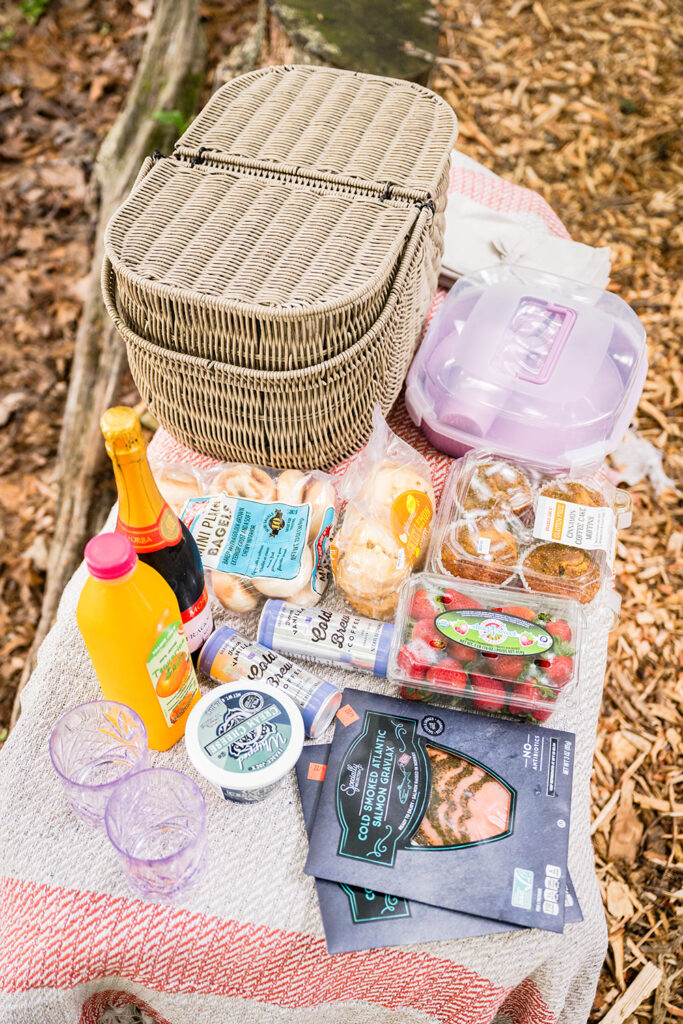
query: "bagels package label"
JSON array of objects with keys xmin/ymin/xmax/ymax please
[
  {"xmin": 181, "ymin": 493, "xmax": 310, "ymax": 580},
  {"xmin": 306, "ymin": 689, "xmax": 575, "ymax": 933},
  {"xmin": 297, "ymin": 744, "xmax": 582, "ymax": 954}
]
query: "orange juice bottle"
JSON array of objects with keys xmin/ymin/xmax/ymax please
[{"xmin": 76, "ymin": 532, "xmax": 201, "ymax": 751}]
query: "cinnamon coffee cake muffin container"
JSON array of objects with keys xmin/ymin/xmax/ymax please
[{"xmin": 429, "ymin": 452, "xmax": 632, "ymax": 612}]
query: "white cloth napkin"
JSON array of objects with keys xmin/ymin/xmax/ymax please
[{"xmin": 441, "ymin": 191, "xmax": 611, "ymax": 288}]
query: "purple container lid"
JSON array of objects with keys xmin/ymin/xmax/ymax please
[{"xmin": 406, "ymin": 266, "xmax": 647, "ymax": 474}]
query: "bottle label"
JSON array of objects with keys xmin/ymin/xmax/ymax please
[
  {"xmin": 181, "ymin": 585, "xmax": 213, "ymax": 653},
  {"xmin": 180, "ymin": 494, "xmax": 309, "ymax": 580},
  {"xmin": 117, "ymin": 504, "xmax": 181, "ymax": 553},
  {"xmin": 533, "ymin": 497, "xmax": 614, "ymax": 553},
  {"xmin": 146, "ymin": 620, "xmax": 200, "ymax": 727},
  {"xmin": 270, "ymin": 605, "xmax": 385, "ymax": 673}
]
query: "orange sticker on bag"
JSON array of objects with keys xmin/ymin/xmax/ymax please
[
  {"xmin": 390, "ymin": 490, "xmax": 433, "ymax": 562},
  {"xmin": 336, "ymin": 704, "xmax": 360, "ymax": 726},
  {"xmin": 307, "ymin": 762, "xmax": 327, "ymax": 781}
]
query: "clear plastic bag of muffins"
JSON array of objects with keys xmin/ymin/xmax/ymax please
[
  {"xmin": 150, "ymin": 459, "xmax": 338, "ymax": 612},
  {"xmin": 388, "ymin": 572, "xmax": 583, "ymax": 721},
  {"xmin": 429, "ymin": 452, "xmax": 632, "ymax": 607},
  {"xmin": 330, "ymin": 408, "xmax": 435, "ymax": 621}
]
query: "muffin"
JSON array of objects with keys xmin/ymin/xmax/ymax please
[
  {"xmin": 540, "ymin": 480, "xmax": 607, "ymax": 508},
  {"xmin": 463, "ymin": 459, "xmax": 533, "ymax": 519},
  {"xmin": 441, "ymin": 517, "xmax": 518, "ymax": 585},
  {"xmin": 522, "ymin": 542, "xmax": 601, "ymax": 603}
]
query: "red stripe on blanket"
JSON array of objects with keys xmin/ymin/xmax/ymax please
[{"xmin": 0, "ymin": 877, "xmax": 556, "ymax": 1024}]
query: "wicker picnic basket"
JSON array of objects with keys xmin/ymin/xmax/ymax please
[{"xmin": 102, "ymin": 65, "xmax": 458, "ymax": 467}]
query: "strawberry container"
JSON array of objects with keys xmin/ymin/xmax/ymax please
[
  {"xmin": 387, "ymin": 572, "xmax": 583, "ymax": 721},
  {"xmin": 428, "ymin": 452, "xmax": 632, "ymax": 613}
]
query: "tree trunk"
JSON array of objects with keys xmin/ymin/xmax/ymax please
[{"xmin": 12, "ymin": 0, "xmax": 206, "ymax": 725}]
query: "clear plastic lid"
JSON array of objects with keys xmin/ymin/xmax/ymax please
[
  {"xmin": 405, "ymin": 266, "xmax": 647, "ymax": 473},
  {"xmin": 429, "ymin": 452, "xmax": 631, "ymax": 610},
  {"xmin": 388, "ymin": 572, "xmax": 584, "ymax": 721}
]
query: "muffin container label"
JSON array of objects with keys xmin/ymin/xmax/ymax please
[
  {"xmin": 181, "ymin": 493, "xmax": 309, "ymax": 581},
  {"xmin": 533, "ymin": 496, "xmax": 614, "ymax": 552},
  {"xmin": 435, "ymin": 609, "xmax": 554, "ymax": 657},
  {"xmin": 297, "ymin": 744, "xmax": 582, "ymax": 954},
  {"xmin": 305, "ymin": 688, "xmax": 575, "ymax": 933}
]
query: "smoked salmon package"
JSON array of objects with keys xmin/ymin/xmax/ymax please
[
  {"xmin": 388, "ymin": 573, "xmax": 583, "ymax": 721},
  {"xmin": 305, "ymin": 688, "xmax": 575, "ymax": 933},
  {"xmin": 297, "ymin": 743, "xmax": 582, "ymax": 954}
]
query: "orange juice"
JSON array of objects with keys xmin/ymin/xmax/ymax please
[{"xmin": 77, "ymin": 532, "xmax": 201, "ymax": 750}]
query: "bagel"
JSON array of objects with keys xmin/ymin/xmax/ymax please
[
  {"xmin": 212, "ymin": 464, "xmax": 276, "ymax": 502},
  {"xmin": 211, "ymin": 570, "xmax": 260, "ymax": 613},
  {"xmin": 277, "ymin": 469, "xmax": 308, "ymax": 506},
  {"xmin": 252, "ymin": 544, "xmax": 314, "ymax": 598},
  {"xmin": 153, "ymin": 463, "xmax": 205, "ymax": 515}
]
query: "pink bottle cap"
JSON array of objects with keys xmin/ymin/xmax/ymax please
[{"xmin": 84, "ymin": 533, "xmax": 137, "ymax": 580}]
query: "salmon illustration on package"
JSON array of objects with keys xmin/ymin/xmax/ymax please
[
  {"xmin": 305, "ymin": 689, "xmax": 575, "ymax": 933},
  {"xmin": 297, "ymin": 744, "xmax": 582, "ymax": 955}
]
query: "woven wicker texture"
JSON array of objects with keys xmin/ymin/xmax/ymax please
[
  {"xmin": 105, "ymin": 157, "xmax": 421, "ymax": 369},
  {"xmin": 102, "ymin": 65, "xmax": 457, "ymax": 464},
  {"xmin": 102, "ymin": 206, "xmax": 434, "ymax": 469},
  {"xmin": 175, "ymin": 65, "xmax": 458, "ymax": 201}
]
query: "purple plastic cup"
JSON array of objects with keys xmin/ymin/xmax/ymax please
[
  {"xmin": 104, "ymin": 767, "xmax": 207, "ymax": 899},
  {"xmin": 49, "ymin": 700, "xmax": 149, "ymax": 826}
]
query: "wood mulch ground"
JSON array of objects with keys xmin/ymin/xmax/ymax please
[{"xmin": 0, "ymin": 0, "xmax": 680, "ymax": 1019}]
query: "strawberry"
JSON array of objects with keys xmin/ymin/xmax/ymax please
[
  {"xmin": 471, "ymin": 675, "xmax": 506, "ymax": 712},
  {"xmin": 396, "ymin": 644, "xmax": 431, "ymax": 680},
  {"xmin": 546, "ymin": 619, "xmax": 572, "ymax": 644},
  {"xmin": 531, "ymin": 700, "xmax": 554, "ymax": 723},
  {"xmin": 493, "ymin": 605, "xmax": 536, "ymax": 622},
  {"xmin": 399, "ymin": 684, "xmax": 434, "ymax": 703},
  {"xmin": 441, "ymin": 588, "xmax": 483, "ymax": 610},
  {"xmin": 426, "ymin": 658, "xmax": 467, "ymax": 694},
  {"xmin": 508, "ymin": 680, "xmax": 537, "ymax": 716},
  {"xmin": 483, "ymin": 654, "xmax": 525, "ymax": 681},
  {"xmin": 410, "ymin": 588, "xmax": 443, "ymax": 621},
  {"xmin": 448, "ymin": 640, "xmax": 479, "ymax": 667},
  {"xmin": 545, "ymin": 655, "xmax": 574, "ymax": 688},
  {"xmin": 411, "ymin": 618, "xmax": 448, "ymax": 650}
]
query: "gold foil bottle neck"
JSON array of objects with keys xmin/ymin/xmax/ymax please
[{"xmin": 101, "ymin": 406, "xmax": 145, "ymax": 457}]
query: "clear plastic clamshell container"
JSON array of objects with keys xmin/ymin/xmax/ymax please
[
  {"xmin": 405, "ymin": 266, "xmax": 647, "ymax": 474},
  {"xmin": 388, "ymin": 572, "xmax": 583, "ymax": 721},
  {"xmin": 429, "ymin": 452, "xmax": 632, "ymax": 609}
]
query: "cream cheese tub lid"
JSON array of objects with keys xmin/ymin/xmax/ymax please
[{"xmin": 185, "ymin": 683, "xmax": 304, "ymax": 794}]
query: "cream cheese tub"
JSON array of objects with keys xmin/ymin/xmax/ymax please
[{"xmin": 184, "ymin": 683, "xmax": 304, "ymax": 803}]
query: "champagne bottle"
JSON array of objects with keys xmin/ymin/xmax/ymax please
[{"xmin": 100, "ymin": 407, "xmax": 213, "ymax": 659}]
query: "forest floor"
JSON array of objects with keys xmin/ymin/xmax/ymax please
[{"xmin": 0, "ymin": 0, "xmax": 680, "ymax": 1020}]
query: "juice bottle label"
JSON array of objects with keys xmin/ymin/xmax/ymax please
[
  {"xmin": 181, "ymin": 494, "xmax": 309, "ymax": 581},
  {"xmin": 146, "ymin": 620, "xmax": 200, "ymax": 727},
  {"xmin": 117, "ymin": 503, "xmax": 181, "ymax": 552}
]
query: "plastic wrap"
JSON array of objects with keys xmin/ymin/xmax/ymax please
[
  {"xmin": 388, "ymin": 572, "xmax": 584, "ymax": 722},
  {"xmin": 429, "ymin": 452, "xmax": 631, "ymax": 608},
  {"xmin": 330, "ymin": 408, "xmax": 435, "ymax": 621},
  {"xmin": 151, "ymin": 460, "xmax": 337, "ymax": 612}
]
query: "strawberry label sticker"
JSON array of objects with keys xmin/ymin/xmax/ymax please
[{"xmin": 435, "ymin": 609, "xmax": 554, "ymax": 657}]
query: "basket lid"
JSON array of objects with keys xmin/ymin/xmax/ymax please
[
  {"xmin": 174, "ymin": 66, "xmax": 458, "ymax": 201},
  {"xmin": 104, "ymin": 156, "xmax": 422, "ymax": 316}
]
